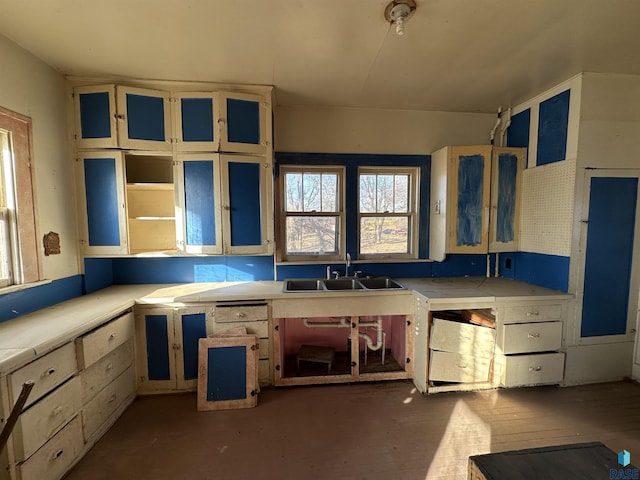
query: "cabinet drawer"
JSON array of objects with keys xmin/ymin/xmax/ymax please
[
  {"xmin": 213, "ymin": 320, "xmax": 268, "ymax": 338},
  {"xmin": 76, "ymin": 311, "xmax": 134, "ymax": 369},
  {"xmin": 429, "ymin": 351, "xmax": 491, "ymax": 383},
  {"xmin": 8, "ymin": 342, "xmax": 77, "ymax": 409},
  {"xmin": 80, "ymin": 340, "xmax": 133, "ymax": 403},
  {"xmin": 502, "ymin": 304, "xmax": 563, "ymax": 324},
  {"xmin": 214, "ymin": 305, "xmax": 268, "ymax": 323},
  {"xmin": 16, "ymin": 415, "xmax": 83, "ymax": 480},
  {"xmin": 82, "ymin": 366, "xmax": 136, "ymax": 442},
  {"xmin": 13, "ymin": 376, "xmax": 81, "ymax": 462},
  {"xmin": 430, "ymin": 318, "xmax": 496, "ymax": 358},
  {"xmin": 502, "ymin": 353, "xmax": 565, "ymax": 387},
  {"xmin": 501, "ymin": 321, "xmax": 562, "ymax": 354}
]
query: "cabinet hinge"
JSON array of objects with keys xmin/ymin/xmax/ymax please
[
  {"xmin": 173, "ymin": 160, "xmax": 182, "ymax": 166},
  {"xmin": 251, "ymin": 343, "xmax": 259, "ymax": 351}
]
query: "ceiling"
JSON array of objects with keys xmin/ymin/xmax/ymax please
[{"xmin": 1, "ymin": 0, "xmax": 640, "ymax": 113}]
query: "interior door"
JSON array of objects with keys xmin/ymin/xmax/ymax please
[{"xmin": 577, "ymin": 170, "xmax": 640, "ymax": 347}]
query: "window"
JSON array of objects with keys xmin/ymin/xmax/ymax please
[
  {"xmin": 0, "ymin": 130, "xmax": 17, "ymax": 286},
  {"xmin": 280, "ymin": 166, "xmax": 344, "ymax": 261},
  {"xmin": 358, "ymin": 167, "xmax": 418, "ymax": 259},
  {"xmin": 0, "ymin": 108, "xmax": 40, "ymax": 288}
]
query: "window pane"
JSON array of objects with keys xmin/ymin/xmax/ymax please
[
  {"xmin": 321, "ymin": 173, "xmax": 337, "ymax": 212},
  {"xmin": 394, "ymin": 175, "xmax": 409, "ymax": 213},
  {"xmin": 359, "ymin": 174, "xmax": 376, "ymax": 213},
  {"xmin": 286, "ymin": 216, "xmax": 338, "ymax": 255},
  {"xmin": 377, "ymin": 175, "xmax": 393, "ymax": 212},
  {"xmin": 303, "ymin": 173, "xmax": 321, "ymax": 211},
  {"xmin": 285, "ymin": 173, "xmax": 302, "ymax": 212},
  {"xmin": 360, "ymin": 217, "xmax": 409, "ymax": 255}
]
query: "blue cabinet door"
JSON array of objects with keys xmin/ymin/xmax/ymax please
[
  {"xmin": 175, "ymin": 308, "xmax": 211, "ymax": 390},
  {"xmin": 449, "ymin": 146, "xmax": 492, "ymax": 254},
  {"xmin": 489, "ymin": 147, "xmax": 525, "ymax": 252},
  {"xmin": 175, "ymin": 92, "xmax": 218, "ymax": 152},
  {"xmin": 219, "ymin": 91, "xmax": 267, "ymax": 154},
  {"xmin": 73, "ymin": 85, "xmax": 118, "ymax": 149},
  {"xmin": 175, "ymin": 155, "xmax": 222, "ymax": 254},
  {"xmin": 221, "ymin": 155, "xmax": 273, "ymax": 254},
  {"xmin": 77, "ymin": 152, "xmax": 127, "ymax": 254},
  {"xmin": 116, "ymin": 86, "xmax": 171, "ymax": 151},
  {"xmin": 581, "ymin": 176, "xmax": 639, "ymax": 338}
]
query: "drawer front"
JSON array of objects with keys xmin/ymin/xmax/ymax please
[
  {"xmin": 429, "ymin": 351, "xmax": 491, "ymax": 383},
  {"xmin": 430, "ymin": 318, "xmax": 496, "ymax": 358},
  {"xmin": 502, "ymin": 321, "xmax": 562, "ymax": 354},
  {"xmin": 503, "ymin": 353, "xmax": 565, "ymax": 387},
  {"xmin": 81, "ymin": 340, "xmax": 134, "ymax": 404},
  {"xmin": 82, "ymin": 366, "xmax": 136, "ymax": 442},
  {"xmin": 502, "ymin": 304, "xmax": 563, "ymax": 324},
  {"xmin": 214, "ymin": 305, "xmax": 268, "ymax": 323},
  {"xmin": 14, "ymin": 376, "xmax": 81, "ymax": 462},
  {"xmin": 17, "ymin": 415, "xmax": 83, "ymax": 480},
  {"xmin": 213, "ymin": 320, "xmax": 268, "ymax": 338},
  {"xmin": 76, "ymin": 311, "xmax": 134, "ymax": 369},
  {"xmin": 8, "ymin": 342, "xmax": 77, "ymax": 409}
]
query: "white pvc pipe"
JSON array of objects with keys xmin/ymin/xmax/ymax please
[{"xmin": 303, "ymin": 317, "xmax": 351, "ymax": 329}]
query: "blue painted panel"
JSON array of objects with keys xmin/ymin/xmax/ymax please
[
  {"xmin": 227, "ymin": 98, "xmax": 260, "ymax": 145},
  {"xmin": 79, "ymin": 92, "xmax": 111, "ymax": 139},
  {"xmin": 84, "ymin": 158, "xmax": 121, "ymax": 246},
  {"xmin": 496, "ymin": 153, "xmax": 518, "ymax": 243},
  {"xmin": 83, "ymin": 258, "xmax": 114, "ymax": 294},
  {"xmin": 110, "ymin": 256, "xmax": 274, "ymax": 284},
  {"xmin": 456, "ymin": 155, "xmax": 485, "ymax": 247},
  {"xmin": 184, "ymin": 161, "xmax": 216, "ymax": 246},
  {"xmin": 581, "ymin": 177, "xmax": 638, "ymax": 337},
  {"xmin": 181, "ymin": 98, "xmax": 214, "ymax": 142},
  {"xmin": 537, "ymin": 90, "xmax": 570, "ymax": 165},
  {"xmin": 228, "ymin": 162, "xmax": 262, "ymax": 246},
  {"xmin": 181, "ymin": 313, "xmax": 207, "ymax": 381},
  {"xmin": 507, "ymin": 109, "xmax": 530, "ymax": 149},
  {"xmin": 145, "ymin": 314, "xmax": 171, "ymax": 381},
  {"xmin": 207, "ymin": 346, "xmax": 247, "ymax": 401},
  {"xmin": 0, "ymin": 276, "xmax": 83, "ymax": 323},
  {"xmin": 126, "ymin": 93, "xmax": 166, "ymax": 141},
  {"xmin": 431, "ymin": 254, "xmax": 488, "ymax": 277},
  {"xmin": 499, "ymin": 252, "xmax": 569, "ymax": 292}
]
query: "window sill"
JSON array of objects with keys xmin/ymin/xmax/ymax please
[
  {"xmin": 276, "ymin": 258, "xmax": 434, "ymax": 266},
  {"xmin": 0, "ymin": 279, "xmax": 52, "ymax": 296}
]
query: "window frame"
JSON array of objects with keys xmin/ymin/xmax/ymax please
[
  {"xmin": 277, "ymin": 165, "xmax": 346, "ymax": 262},
  {"xmin": 357, "ymin": 166, "xmax": 420, "ymax": 260},
  {"xmin": 0, "ymin": 107, "xmax": 41, "ymax": 289}
]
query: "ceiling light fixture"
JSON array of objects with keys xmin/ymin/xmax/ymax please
[{"xmin": 385, "ymin": 0, "xmax": 417, "ymax": 36}]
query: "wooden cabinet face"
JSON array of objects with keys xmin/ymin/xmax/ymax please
[
  {"xmin": 219, "ymin": 91, "xmax": 267, "ymax": 154},
  {"xmin": 174, "ymin": 92, "xmax": 219, "ymax": 151},
  {"xmin": 116, "ymin": 86, "xmax": 171, "ymax": 151},
  {"xmin": 76, "ymin": 152, "xmax": 128, "ymax": 255},
  {"xmin": 74, "ymin": 85, "xmax": 118, "ymax": 149}
]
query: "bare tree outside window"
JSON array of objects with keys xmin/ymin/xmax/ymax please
[
  {"xmin": 359, "ymin": 169, "xmax": 417, "ymax": 257},
  {"xmin": 282, "ymin": 167, "xmax": 342, "ymax": 259}
]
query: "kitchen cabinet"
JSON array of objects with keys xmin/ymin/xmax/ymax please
[
  {"xmin": 135, "ymin": 306, "xmax": 213, "ymax": 394},
  {"xmin": 73, "ymin": 85, "xmax": 270, "ymax": 154},
  {"xmin": 271, "ymin": 294, "xmax": 414, "ymax": 387},
  {"xmin": 75, "ymin": 151, "xmax": 128, "ymax": 255},
  {"xmin": 429, "ymin": 145, "xmax": 525, "ymax": 260},
  {"xmin": 174, "ymin": 154, "xmax": 273, "ymax": 255}
]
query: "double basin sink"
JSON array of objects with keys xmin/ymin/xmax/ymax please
[{"xmin": 283, "ymin": 276, "xmax": 405, "ymax": 292}]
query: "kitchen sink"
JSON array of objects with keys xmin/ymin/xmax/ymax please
[
  {"xmin": 323, "ymin": 278, "xmax": 366, "ymax": 290},
  {"xmin": 282, "ymin": 276, "xmax": 405, "ymax": 292},
  {"xmin": 358, "ymin": 277, "xmax": 405, "ymax": 289}
]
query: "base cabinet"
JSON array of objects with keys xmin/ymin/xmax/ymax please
[
  {"xmin": 135, "ymin": 306, "xmax": 213, "ymax": 394},
  {"xmin": 501, "ymin": 352, "xmax": 565, "ymax": 387}
]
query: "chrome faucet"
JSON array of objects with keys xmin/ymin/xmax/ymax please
[{"xmin": 345, "ymin": 253, "xmax": 351, "ymax": 277}]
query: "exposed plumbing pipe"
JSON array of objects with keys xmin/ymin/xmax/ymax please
[
  {"xmin": 303, "ymin": 317, "xmax": 351, "ymax": 328},
  {"xmin": 489, "ymin": 107, "xmax": 502, "ymax": 145},
  {"xmin": 499, "ymin": 107, "xmax": 512, "ymax": 147},
  {"xmin": 358, "ymin": 316, "xmax": 384, "ymax": 352}
]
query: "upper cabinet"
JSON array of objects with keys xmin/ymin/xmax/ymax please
[
  {"xmin": 73, "ymin": 85, "xmax": 270, "ymax": 154},
  {"xmin": 429, "ymin": 145, "xmax": 525, "ymax": 261}
]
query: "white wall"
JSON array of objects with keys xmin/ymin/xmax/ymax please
[
  {"xmin": 274, "ymin": 105, "xmax": 496, "ymax": 154},
  {"xmin": 0, "ymin": 34, "xmax": 78, "ymax": 281}
]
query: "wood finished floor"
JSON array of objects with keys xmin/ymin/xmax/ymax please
[{"xmin": 64, "ymin": 380, "xmax": 640, "ymax": 480}]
